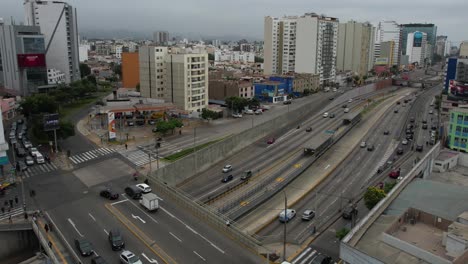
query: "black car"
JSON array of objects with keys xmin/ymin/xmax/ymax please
[
  {"xmin": 396, "ymin": 101, "xmax": 401, "ymax": 105},
  {"xmin": 342, "ymin": 206, "xmax": 357, "ymax": 220},
  {"xmin": 409, "ymin": 117, "xmax": 415, "ymax": 123},
  {"xmin": 406, "ymin": 129, "xmax": 414, "ymax": 135},
  {"xmin": 221, "ymin": 174, "xmax": 233, "ymax": 183},
  {"xmin": 406, "ymin": 134, "xmax": 413, "ymax": 140},
  {"xmin": 91, "ymin": 256, "xmax": 108, "ymax": 264},
  {"xmin": 383, "ymin": 130, "xmax": 390, "ymax": 135},
  {"xmin": 306, "ymin": 127, "xmax": 312, "ymax": 132},
  {"xmin": 108, "ymin": 229, "xmax": 125, "ymax": 250},
  {"xmin": 396, "ymin": 148, "xmax": 404, "ymax": 155},
  {"xmin": 329, "ymin": 97, "xmax": 334, "ymax": 100},
  {"xmin": 367, "ymin": 145, "xmax": 375, "ymax": 151},
  {"xmin": 135, "ymin": 120, "xmax": 145, "ymax": 126},
  {"xmin": 422, "ymin": 123, "xmax": 428, "ymax": 130},
  {"xmin": 16, "ymin": 161, "xmax": 28, "ymax": 172},
  {"xmin": 283, "ymin": 100, "xmax": 292, "ymax": 105},
  {"xmin": 416, "ymin": 144, "xmax": 424, "ymax": 152},
  {"xmin": 16, "ymin": 147, "xmax": 26, "ymax": 157},
  {"xmin": 75, "ymin": 239, "xmax": 93, "ymax": 256},
  {"xmin": 100, "ymin": 189, "xmax": 119, "ymax": 200},
  {"xmin": 342, "ymin": 104, "xmax": 348, "ymax": 108},
  {"xmin": 329, "ymin": 113, "xmax": 335, "ymax": 118},
  {"xmin": 394, "ymin": 109, "xmax": 398, "ymax": 113}
]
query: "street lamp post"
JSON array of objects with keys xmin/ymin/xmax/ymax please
[{"xmin": 283, "ymin": 191, "xmax": 287, "ymax": 261}]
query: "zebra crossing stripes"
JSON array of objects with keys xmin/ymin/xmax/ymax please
[
  {"xmin": 0, "ymin": 207, "xmax": 25, "ymax": 221},
  {"xmin": 69, "ymin": 148, "xmax": 116, "ymax": 165},
  {"xmin": 23, "ymin": 163, "xmax": 58, "ymax": 178},
  {"xmin": 122, "ymin": 150, "xmax": 151, "ymax": 167}
]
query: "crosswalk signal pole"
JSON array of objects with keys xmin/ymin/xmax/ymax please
[{"xmin": 53, "ymin": 129, "xmax": 58, "ymax": 153}]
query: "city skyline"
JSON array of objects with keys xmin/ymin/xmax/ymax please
[{"xmin": 1, "ymin": 0, "xmax": 467, "ymax": 42}]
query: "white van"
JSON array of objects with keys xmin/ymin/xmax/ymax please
[{"xmin": 278, "ymin": 209, "xmax": 296, "ymax": 222}]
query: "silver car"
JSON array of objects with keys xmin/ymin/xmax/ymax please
[{"xmin": 302, "ymin": 210, "xmax": 315, "ymax": 221}]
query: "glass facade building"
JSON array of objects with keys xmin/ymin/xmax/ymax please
[
  {"xmin": 401, "ymin": 23, "xmax": 437, "ymax": 57},
  {"xmin": 448, "ymin": 108, "xmax": 468, "ymax": 152}
]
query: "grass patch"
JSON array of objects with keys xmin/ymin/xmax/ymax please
[
  {"xmin": 60, "ymin": 97, "xmax": 98, "ymax": 118},
  {"xmin": 163, "ymin": 138, "xmax": 225, "ymax": 162}
]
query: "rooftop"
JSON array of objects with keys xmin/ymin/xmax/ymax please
[{"xmin": 435, "ymin": 150, "xmax": 459, "ymax": 161}]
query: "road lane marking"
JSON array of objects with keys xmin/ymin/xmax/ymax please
[
  {"xmin": 142, "ymin": 253, "xmax": 159, "ymax": 263},
  {"xmin": 324, "ymin": 164, "xmax": 330, "ymax": 170},
  {"xmin": 132, "ymin": 214, "xmax": 146, "ymax": 224},
  {"xmin": 169, "ymin": 232, "xmax": 182, "ymax": 242},
  {"xmin": 93, "ymin": 251, "xmax": 99, "ymax": 257},
  {"xmin": 67, "ymin": 218, "xmax": 84, "ymax": 237},
  {"xmin": 88, "ymin": 213, "xmax": 96, "ymax": 222},
  {"xmin": 193, "ymin": 251, "xmax": 206, "ymax": 261},
  {"xmin": 123, "ymin": 194, "xmax": 158, "ymax": 224},
  {"xmin": 103, "ymin": 229, "xmax": 109, "ymax": 235},
  {"xmin": 111, "ymin": 199, "xmax": 129, "ymax": 205}
]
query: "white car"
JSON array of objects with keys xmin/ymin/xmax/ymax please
[
  {"xmin": 279, "ymin": 209, "xmax": 296, "ymax": 223},
  {"xmin": 344, "ymin": 108, "xmax": 350, "ymax": 113},
  {"xmin": 25, "ymin": 156, "xmax": 35, "ymax": 166},
  {"xmin": 35, "ymin": 153, "xmax": 45, "ymax": 164},
  {"xmin": 348, "ymin": 99, "xmax": 353, "ymax": 103},
  {"xmin": 30, "ymin": 147, "xmax": 40, "ymax": 157},
  {"xmin": 429, "ymin": 110, "xmax": 433, "ymax": 114},
  {"xmin": 360, "ymin": 141, "xmax": 367, "ymax": 148},
  {"xmin": 222, "ymin": 165, "xmax": 232, "ymax": 173},
  {"xmin": 254, "ymin": 109, "xmax": 263, "ymax": 115},
  {"xmin": 402, "ymin": 139, "xmax": 408, "ymax": 145},
  {"xmin": 332, "ymin": 88, "xmax": 337, "ymax": 92},
  {"xmin": 244, "ymin": 109, "xmax": 254, "ymax": 115},
  {"xmin": 322, "ymin": 112, "xmax": 329, "ymax": 118},
  {"xmin": 232, "ymin": 113, "xmax": 242, "ymax": 118},
  {"xmin": 120, "ymin": 250, "xmax": 143, "ymax": 264},
  {"xmin": 136, "ymin": 183, "xmax": 152, "ymax": 194}
]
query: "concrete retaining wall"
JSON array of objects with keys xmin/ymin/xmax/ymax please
[{"xmin": 0, "ymin": 229, "xmax": 38, "ymax": 261}]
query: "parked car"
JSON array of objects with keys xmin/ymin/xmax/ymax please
[
  {"xmin": 100, "ymin": 189, "xmax": 119, "ymax": 200},
  {"xmin": 255, "ymin": 109, "xmax": 263, "ymax": 115},
  {"xmin": 261, "ymin": 105, "xmax": 270, "ymax": 111},
  {"xmin": 148, "ymin": 120, "xmax": 156, "ymax": 125},
  {"xmin": 244, "ymin": 109, "xmax": 254, "ymax": 115},
  {"xmin": 389, "ymin": 169, "xmax": 401, "ymax": 179},
  {"xmin": 127, "ymin": 121, "xmax": 135, "ymax": 126},
  {"xmin": 322, "ymin": 112, "xmax": 329, "ymax": 118},
  {"xmin": 75, "ymin": 239, "xmax": 93, "ymax": 256},
  {"xmin": 416, "ymin": 144, "xmax": 424, "ymax": 152},
  {"xmin": 396, "ymin": 148, "xmax": 404, "ymax": 155},
  {"xmin": 406, "ymin": 134, "xmax": 413, "ymax": 140},
  {"xmin": 383, "ymin": 130, "xmax": 390, "ymax": 135},
  {"xmin": 409, "ymin": 117, "xmax": 415, "ymax": 123},
  {"xmin": 429, "ymin": 110, "xmax": 433, "ymax": 114},
  {"xmin": 360, "ymin": 141, "xmax": 367, "ymax": 148},
  {"xmin": 283, "ymin": 100, "xmax": 292, "ymax": 105},
  {"xmin": 91, "ymin": 256, "xmax": 108, "ymax": 264},
  {"xmin": 267, "ymin": 138, "xmax": 275, "ymax": 144},
  {"xmin": 221, "ymin": 174, "xmax": 233, "ymax": 183},
  {"xmin": 344, "ymin": 108, "xmax": 350, "ymax": 113},
  {"xmin": 35, "ymin": 153, "xmax": 45, "ymax": 164},
  {"xmin": 342, "ymin": 104, "xmax": 348, "ymax": 108},
  {"xmin": 402, "ymin": 139, "xmax": 408, "ymax": 145},
  {"xmin": 279, "ymin": 209, "xmax": 296, "ymax": 222},
  {"xmin": 16, "ymin": 147, "xmax": 26, "ymax": 157},
  {"xmin": 222, "ymin": 165, "xmax": 232, "ymax": 173},
  {"xmin": 29, "ymin": 147, "xmax": 40, "ymax": 157},
  {"xmin": 422, "ymin": 123, "xmax": 428, "ymax": 130},
  {"xmin": 348, "ymin": 99, "xmax": 353, "ymax": 103},
  {"xmin": 136, "ymin": 183, "xmax": 152, "ymax": 194},
  {"xmin": 329, "ymin": 113, "xmax": 335, "ymax": 118},
  {"xmin": 396, "ymin": 101, "xmax": 400, "ymax": 105},
  {"xmin": 22, "ymin": 140, "xmax": 32, "ymax": 149},
  {"xmin": 394, "ymin": 109, "xmax": 399, "ymax": 113},
  {"xmin": 301, "ymin": 210, "xmax": 315, "ymax": 221},
  {"xmin": 120, "ymin": 250, "xmax": 142, "ymax": 264},
  {"xmin": 305, "ymin": 127, "xmax": 312, "ymax": 132},
  {"xmin": 232, "ymin": 113, "xmax": 242, "ymax": 118},
  {"xmin": 108, "ymin": 229, "xmax": 125, "ymax": 251},
  {"xmin": 328, "ymin": 97, "xmax": 334, "ymax": 101},
  {"xmin": 25, "ymin": 156, "xmax": 34, "ymax": 166}
]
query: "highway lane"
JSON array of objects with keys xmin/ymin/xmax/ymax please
[{"xmin": 256, "ymin": 91, "xmax": 413, "ymax": 238}]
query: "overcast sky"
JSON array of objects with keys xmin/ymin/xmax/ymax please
[{"xmin": 1, "ymin": 0, "xmax": 466, "ymax": 43}]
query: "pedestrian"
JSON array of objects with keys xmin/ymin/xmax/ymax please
[
  {"xmin": 48, "ymin": 241, "xmax": 52, "ymax": 248},
  {"xmin": 44, "ymin": 223, "xmax": 49, "ymax": 232},
  {"xmin": 179, "ymin": 130, "xmax": 182, "ymax": 135},
  {"xmin": 8, "ymin": 215, "xmax": 12, "ymax": 223},
  {"xmin": 9, "ymin": 199, "xmax": 13, "ymax": 207},
  {"xmin": 31, "ymin": 190, "xmax": 36, "ymax": 197},
  {"xmin": 24, "ymin": 213, "xmax": 28, "ymax": 220},
  {"xmin": 14, "ymin": 196, "xmax": 18, "ymax": 204},
  {"xmin": 48, "ymin": 223, "xmax": 53, "ymax": 232},
  {"xmin": 125, "ymin": 143, "xmax": 128, "ymax": 150}
]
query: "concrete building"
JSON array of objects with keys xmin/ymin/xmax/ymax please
[
  {"xmin": 448, "ymin": 108, "xmax": 468, "ymax": 152},
  {"xmin": 47, "ymin": 68, "xmax": 65, "ymax": 84},
  {"xmin": 295, "ymin": 13, "xmax": 339, "ymax": 84},
  {"xmin": 139, "ymin": 46, "xmax": 168, "ymax": 99},
  {"xmin": 0, "ymin": 109, "xmax": 9, "ymax": 167},
  {"xmin": 139, "ymin": 47, "xmax": 209, "ymax": 113},
  {"xmin": 121, "ymin": 52, "xmax": 140, "ymax": 88},
  {"xmin": 24, "ymin": 0, "xmax": 80, "ymax": 83},
  {"xmin": 113, "ymin": 45, "xmax": 123, "ymax": 59},
  {"xmin": 79, "ymin": 44, "xmax": 89, "ymax": 62},
  {"xmin": 337, "ymin": 21, "xmax": 375, "ymax": 76},
  {"xmin": 214, "ymin": 50, "xmax": 255, "ymax": 63},
  {"xmin": 459, "ymin": 41, "xmax": 468, "ymax": 58},
  {"xmin": 436, "ymin": 36, "xmax": 448, "ymax": 57},
  {"xmin": 0, "ymin": 22, "xmax": 48, "ymax": 95},
  {"xmin": 208, "ymin": 77, "xmax": 254, "ymax": 100},
  {"xmin": 374, "ymin": 21, "xmax": 401, "ymax": 66},
  {"xmin": 153, "ymin": 31, "xmax": 169, "ymax": 45},
  {"xmin": 292, "ymin": 73, "xmax": 320, "ymax": 93},
  {"xmin": 401, "ymin": 23, "xmax": 437, "ymax": 59},
  {"xmin": 406, "ymin": 31, "xmax": 427, "ymax": 65},
  {"xmin": 263, "ymin": 16, "xmax": 298, "ymax": 75}
]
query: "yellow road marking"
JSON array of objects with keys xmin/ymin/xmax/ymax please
[
  {"xmin": 240, "ymin": 201, "xmax": 250, "ymax": 207},
  {"xmin": 294, "ymin": 163, "xmax": 302, "ymax": 168},
  {"xmin": 276, "ymin": 177, "xmax": 284, "ymax": 182}
]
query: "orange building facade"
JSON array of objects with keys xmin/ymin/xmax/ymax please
[{"xmin": 121, "ymin": 52, "xmax": 140, "ymax": 88}]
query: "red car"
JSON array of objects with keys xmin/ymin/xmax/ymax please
[
  {"xmin": 388, "ymin": 169, "xmax": 401, "ymax": 179},
  {"xmin": 267, "ymin": 138, "xmax": 275, "ymax": 144}
]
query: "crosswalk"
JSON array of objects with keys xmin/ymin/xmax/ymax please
[
  {"xmin": 0, "ymin": 207, "xmax": 25, "ymax": 221},
  {"xmin": 291, "ymin": 247, "xmax": 337, "ymax": 264},
  {"xmin": 22, "ymin": 163, "xmax": 58, "ymax": 178},
  {"xmin": 119, "ymin": 149, "xmax": 152, "ymax": 167},
  {"xmin": 69, "ymin": 148, "xmax": 116, "ymax": 165}
]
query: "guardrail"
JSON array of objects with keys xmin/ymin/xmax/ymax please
[
  {"xmin": 32, "ymin": 219, "xmax": 60, "ymax": 264},
  {"xmin": 45, "ymin": 212, "xmax": 82, "ymax": 264}
]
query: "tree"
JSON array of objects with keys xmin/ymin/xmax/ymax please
[
  {"xmin": 383, "ymin": 181, "xmax": 397, "ymax": 194},
  {"xmin": 225, "ymin": 96, "xmax": 249, "ymax": 112},
  {"xmin": 87, "ymin": 75, "xmax": 97, "ymax": 86},
  {"xmin": 364, "ymin": 187, "xmax": 386, "ymax": 210},
  {"xmin": 79, "ymin": 63, "xmax": 91, "ymax": 78},
  {"xmin": 254, "ymin": 56, "xmax": 264, "ymax": 63},
  {"xmin": 201, "ymin": 108, "xmax": 221, "ymax": 120},
  {"xmin": 20, "ymin": 94, "xmax": 58, "ymax": 117},
  {"xmin": 208, "ymin": 53, "xmax": 215, "ymax": 61},
  {"xmin": 57, "ymin": 120, "xmax": 75, "ymax": 139},
  {"xmin": 248, "ymin": 97, "xmax": 260, "ymax": 108}
]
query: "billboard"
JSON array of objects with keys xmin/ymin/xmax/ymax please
[
  {"xmin": 375, "ymin": 58, "xmax": 389, "ymax": 65},
  {"xmin": 108, "ymin": 112, "xmax": 116, "ymax": 140},
  {"xmin": 43, "ymin": 113, "xmax": 60, "ymax": 131},
  {"xmin": 17, "ymin": 54, "xmax": 46, "ymax": 68}
]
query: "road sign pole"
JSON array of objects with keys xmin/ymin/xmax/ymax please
[{"xmin": 53, "ymin": 129, "xmax": 58, "ymax": 153}]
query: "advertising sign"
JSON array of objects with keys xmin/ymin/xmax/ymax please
[
  {"xmin": 43, "ymin": 113, "xmax": 60, "ymax": 131},
  {"xmin": 17, "ymin": 54, "xmax": 46, "ymax": 68},
  {"xmin": 108, "ymin": 112, "xmax": 116, "ymax": 140},
  {"xmin": 375, "ymin": 58, "xmax": 389, "ymax": 65}
]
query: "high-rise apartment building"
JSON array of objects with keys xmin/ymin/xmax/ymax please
[
  {"xmin": 264, "ymin": 13, "xmax": 338, "ymax": 84},
  {"xmin": 374, "ymin": 21, "xmax": 401, "ymax": 66},
  {"xmin": 153, "ymin": 31, "xmax": 170, "ymax": 45},
  {"xmin": 436, "ymin": 36, "xmax": 448, "ymax": 57},
  {"xmin": 0, "ymin": 21, "xmax": 48, "ymax": 95},
  {"xmin": 448, "ymin": 108, "xmax": 468, "ymax": 153},
  {"xmin": 401, "ymin": 23, "xmax": 437, "ymax": 59},
  {"xmin": 139, "ymin": 47, "xmax": 208, "ymax": 113},
  {"xmin": 24, "ymin": 0, "xmax": 80, "ymax": 83},
  {"xmin": 406, "ymin": 31, "xmax": 427, "ymax": 65},
  {"xmin": 459, "ymin": 41, "xmax": 468, "ymax": 58},
  {"xmin": 337, "ymin": 21, "xmax": 375, "ymax": 76}
]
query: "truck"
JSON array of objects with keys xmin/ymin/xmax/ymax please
[{"xmin": 139, "ymin": 193, "xmax": 159, "ymax": 211}]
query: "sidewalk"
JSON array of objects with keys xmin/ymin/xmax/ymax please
[{"xmin": 237, "ymin": 90, "xmax": 411, "ymax": 255}]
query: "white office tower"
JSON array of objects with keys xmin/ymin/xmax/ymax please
[
  {"xmin": 375, "ymin": 21, "xmax": 401, "ymax": 66},
  {"xmin": 295, "ymin": 13, "xmax": 339, "ymax": 84},
  {"xmin": 263, "ymin": 16, "xmax": 298, "ymax": 75},
  {"xmin": 406, "ymin": 31, "xmax": 427, "ymax": 65},
  {"xmin": 264, "ymin": 13, "xmax": 338, "ymax": 84},
  {"xmin": 139, "ymin": 46, "xmax": 169, "ymax": 99},
  {"xmin": 24, "ymin": 0, "xmax": 80, "ymax": 83}
]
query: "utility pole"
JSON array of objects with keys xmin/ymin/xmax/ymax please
[
  {"xmin": 148, "ymin": 153, "xmax": 152, "ymax": 177},
  {"xmin": 193, "ymin": 127, "xmax": 197, "ymax": 174},
  {"xmin": 283, "ymin": 191, "xmax": 287, "ymax": 261}
]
